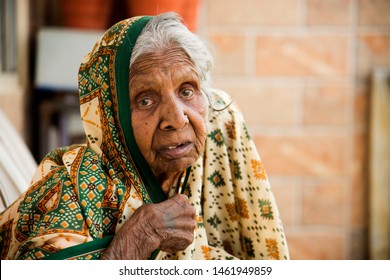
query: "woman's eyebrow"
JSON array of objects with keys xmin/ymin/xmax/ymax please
[{"xmin": 173, "ymin": 69, "xmax": 200, "ymax": 87}]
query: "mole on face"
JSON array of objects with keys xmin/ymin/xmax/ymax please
[{"xmin": 162, "ymin": 67, "xmax": 169, "ymax": 76}]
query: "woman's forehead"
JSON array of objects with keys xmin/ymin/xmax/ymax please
[
  {"xmin": 131, "ymin": 47, "xmax": 193, "ymax": 70},
  {"xmin": 130, "ymin": 48, "xmax": 199, "ymax": 82}
]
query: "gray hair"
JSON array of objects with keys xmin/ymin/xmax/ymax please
[{"xmin": 130, "ymin": 12, "xmax": 213, "ymax": 92}]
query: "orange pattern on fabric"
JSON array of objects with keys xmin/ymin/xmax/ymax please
[
  {"xmin": 37, "ymin": 182, "xmax": 62, "ymax": 214},
  {"xmin": 266, "ymin": 238, "xmax": 280, "ymax": 260},
  {"xmin": 251, "ymin": 159, "xmax": 267, "ymax": 180},
  {"xmin": 225, "ymin": 121, "xmax": 237, "ymax": 140},
  {"xmin": 225, "ymin": 198, "xmax": 249, "ymax": 222},
  {"xmin": 201, "ymin": 245, "xmax": 212, "ymax": 260}
]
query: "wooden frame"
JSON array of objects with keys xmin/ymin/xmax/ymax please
[{"xmin": 369, "ymin": 68, "xmax": 390, "ymax": 260}]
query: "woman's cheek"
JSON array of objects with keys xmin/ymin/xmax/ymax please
[
  {"xmin": 192, "ymin": 98, "xmax": 207, "ymax": 143},
  {"xmin": 132, "ymin": 112, "xmax": 152, "ymax": 153}
]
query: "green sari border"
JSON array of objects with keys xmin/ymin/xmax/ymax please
[
  {"xmin": 41, "ymin": 235, "xmax": 114, "ymax": 260},
  {"xmin": 115, "ymin": 16, "xmax": 167, "ymax": 204}
]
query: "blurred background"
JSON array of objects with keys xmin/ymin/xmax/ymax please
[{"xmin": 0, "ymin": 0, "xmax": 389, "ymax": 260}]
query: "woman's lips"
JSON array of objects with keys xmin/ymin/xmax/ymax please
[{"xmin": 159, "ymin": 142, "xmax": 193, "ymax": 159}]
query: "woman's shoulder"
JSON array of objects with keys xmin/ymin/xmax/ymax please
[
  {"xmin": 207, "ymin": 87, "xmax": 245, "ymax": 123},
  {"xmin": 207, "ymin": 87, "xmax": 232, "ymax": 107}
]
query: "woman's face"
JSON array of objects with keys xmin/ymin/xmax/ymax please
[{"xmin": 129, "ymin": 48, "xmax": 207, "ymax": 178}]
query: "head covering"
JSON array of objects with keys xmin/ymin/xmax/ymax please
[
  {"xmin": 78, "ymin": 15, "xmax": 167, "ymax": 204},
  {"xmin": 0, "ymin": 15, "xmax": 289, "ymax": 260}
]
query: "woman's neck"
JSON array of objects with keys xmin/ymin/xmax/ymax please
[{"xmin": 157, "ymin": 171, "xmax": 183, "ymax": 195}]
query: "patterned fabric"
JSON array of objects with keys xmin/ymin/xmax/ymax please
[{"xmin": 0, "ymin": 16, "xmax": 289, "ymax": 260}]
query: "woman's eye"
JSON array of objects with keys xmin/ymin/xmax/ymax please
[
  {"xmin": 181, "ymin": 88, "xmax": 194, "ymax": 98},
  {"xmin": 139, "ymin": 98, "xmax": 153, "ymax": 108}
]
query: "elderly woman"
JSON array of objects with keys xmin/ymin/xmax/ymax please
[{"xmin": 0, "ymin": 13, "xmax": 289, "ymax": 260}]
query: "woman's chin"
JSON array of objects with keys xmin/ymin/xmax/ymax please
[{"xmin": 152, "ymin": 156, "xmax": 198, "ymax": 177}]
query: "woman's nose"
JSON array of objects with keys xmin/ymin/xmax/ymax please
[{"xmin": 159, "ymin": 97, "xmax": 188, "ymax": 131}]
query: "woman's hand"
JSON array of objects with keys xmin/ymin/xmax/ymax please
[{"xmin": 101, "ymin": 194, "xmax": 196, "ymax": 259}]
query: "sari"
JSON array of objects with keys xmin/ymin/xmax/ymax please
[{"xmin": 0, "ymin": 16, "xmax": 289, "ymax": 260}]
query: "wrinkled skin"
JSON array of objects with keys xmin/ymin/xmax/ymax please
[
  {"xmin": 101, "ymin": 48, "xmax": 207, "ymax": 259},
  {"xmin": 101, "ymin": 194, "xmax": 196, "ymax": 259}
]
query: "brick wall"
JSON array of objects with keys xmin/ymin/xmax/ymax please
[{"xmin": 198, "ymin": 0, "xmax": 390, "ymax": 259}]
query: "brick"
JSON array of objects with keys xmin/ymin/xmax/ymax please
[
  {"xmin": 254, "ymin": 134, "xmax": 347, "ymax": 177},
  {"xmin": 214, "ymin": 84, "xmax": 303, "ymax": 125},
  {"xmin": 304, "ymin": 85, "xmax": 349, "ymax": 126},
  {"xmin": 357, "ymin": 34, "xmax": 390, "ymax": 79},
  {"xmin": 256, "ymin": 35, "xmax": 349, "ymax": 77},
  {"xmin": 206, "ymin": 0, "xmax": 299, "ymax": 26},
  {"xmin": 359, "ymin": 0, "xmax": 390, "ymax": 26},
  {"xmin": 207, "ymin": 34, "xmax": 246, "ymax": 76},
  {"xmin": 302, "ymin": 183, "xmax": 348, "ymax": 226},
  {"xmin": 307, "ymin": 0, "xmax": 351, "ymax": 26},
  {"xmin": 286, "ymin": 231, "xmax": 347, "ymax": 259}
]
